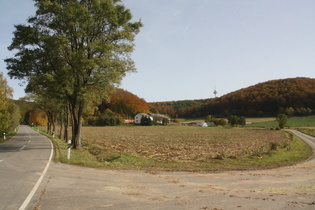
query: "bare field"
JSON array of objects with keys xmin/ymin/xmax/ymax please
[
  {"xmin": 246, "ymin": 117, "xmax": 276, "ymax": 123},
  {"xmin": 81, "ymin": 126, "xmax": 291, "ymax": 162},
  {"xmin": 37, "ymin": 125, "xmax": 312, "ymax": 171}
]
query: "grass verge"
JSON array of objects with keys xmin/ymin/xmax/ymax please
[
  {"xmin": 0, "ymin": 126, "xmax": 19, "ymax": 144},
  {"xmin": 295, "ymin": 128, "xmax": 315, "ymax": 137}
]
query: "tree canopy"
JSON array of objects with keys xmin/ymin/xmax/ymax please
[{"xmin": 0, "ymin": 73, "xmax": 21, "ymax": 135}]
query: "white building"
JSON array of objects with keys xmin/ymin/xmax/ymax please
[
  {"xmin": 134, "ymin": 113, "xmax": 154, "ymax": 124},
  {"xmin": 196, "ymin": 122, "xmax": 208, "ymax": 127},
  {"xmin": 134, "ymin": 113, "xmax": 171, "ymax": 125}
]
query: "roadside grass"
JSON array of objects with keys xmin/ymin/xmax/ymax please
[
  {"xmin": 295, "ymin": 127, "xmax": 315, "ymax": 138},
  {"xmin": 0, "ymin": 126, "xmax": 19, "ymax": 144},
  {"xmin": 239, "ymin": 132, "xmax": 313, "ymax": 169},
  {"xmin": 34, "ymin": 125, "xmax": 313, "ymax": 172}
]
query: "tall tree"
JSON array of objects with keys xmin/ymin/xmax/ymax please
[
  {"xmin": 6, "ymin": 0, "xmax": 142, "ymax": 148},
  {"xmin": 0, "ymin": 73, "xmax": 13, "ymax": 134}
]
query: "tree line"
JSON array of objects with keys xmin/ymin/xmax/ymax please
[
  {"xmin": 0, "ymin": 73, "xmax": 21, "ymax": 139},
  {"xmin": 149, "ymin": 77, "xmax": 315, "ymax": 118},
  {"xmin": 5, "ymin": 0, "xmax": 142, "ymax": 149}
]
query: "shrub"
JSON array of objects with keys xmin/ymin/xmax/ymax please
[
  {"xmin": 276, "ymin": 114, "xmax": 288, "ymax": 129},
  {"xmin": 162, "ymin": 117, "xmax": 170, "ymax": 125},
  {"xmin": 85, "ymin": 109, "xmax": 124, "ymax": 126},
  {"xmin": 212, "ymin": 118, "xmax": 227, "ymax": 126},
  {"xmin": 205, "ymin": 115, "xmax": 214, "ymax": 122},
  {"xmin": 141, "ymin": 116, "xmax": 153, "ymax": 126},
  {"xmin": 228, "ymin": 115, "xmax": 246, "ymax": 127}
]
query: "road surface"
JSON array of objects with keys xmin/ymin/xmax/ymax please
[
  {"xmin": 26, "ymin": 129, "xmax": 315, "ymax": 209},
  {"xmin": 0, "ymin": 125, "xmax": 53, "ymax": 210}
]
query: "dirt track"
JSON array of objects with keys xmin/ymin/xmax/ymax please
[{"xmin": 29, "ymin": 130, "xmax": 315, "ymax": 210}]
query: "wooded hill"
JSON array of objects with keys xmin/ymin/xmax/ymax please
[{"xmin": 149, "ymin": 77, "xmax": 315, "ymax": 118}]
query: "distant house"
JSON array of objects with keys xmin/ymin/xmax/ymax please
[
  {"xmin": 134, "ymin": 113, "xmax": 171, "ymax": 125},
  {"xmin": 134, "ymin": 113, "xmax": 153, "ymax": 124},
  {"xmin": 196, "ymin": 122, "xmax": 208, "ymax": 127}
]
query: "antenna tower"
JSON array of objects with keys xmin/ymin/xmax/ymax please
[{"xmin": 213, "ymin": 86, "xmax": 217, "ymax": 98}]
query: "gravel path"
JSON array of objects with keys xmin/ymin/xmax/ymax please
[{"xmin": 28, "ymin": 130, "xmax": 315, "ymax": 210}]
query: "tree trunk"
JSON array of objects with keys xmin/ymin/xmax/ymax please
[
  {"xmin": 59, "ymin": 116, "xmax": 63, "ymax": 139},
  {"xmin": 70, "ymin": 99, "xmax": 84, "ymax": 149},
  {"xmin": 46, "ymin": 115, "xmax": 50, "ymax": 134},
  {"xmin": 52, "ymin": 114, "xmax": 56, "ymax": 137},
  {"xmin": 63, "ymin": 102, "xmax": 69, "ymax": 142},
  {"xmin": 47, "ymin": 112, "xmax": 53, "ymax": 135}
]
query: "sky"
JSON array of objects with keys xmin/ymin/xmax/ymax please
[{"xmin": 1, "ymin": 0, "xmax": 315, "ymax": 102}]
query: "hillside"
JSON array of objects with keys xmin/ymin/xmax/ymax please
[
  {"xmin": 98, "ymin": 88, "xmax": 150, "ymax": 117},
  {"xmin": 150, "ymin": 77, "xmax": 315, "ymax": 118}
]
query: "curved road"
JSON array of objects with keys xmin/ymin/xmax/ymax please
[
  {"xmin": 0, "ymin": 125, "xmax": 53, "ymax": 210},
  {"xmin": 23, "ymin": 129, "xmax": 315, "ymax": 209}
]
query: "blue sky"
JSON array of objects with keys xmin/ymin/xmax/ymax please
[{"xmin": 1, "ymin": 0, "xmax": 315, "ymax": 102}]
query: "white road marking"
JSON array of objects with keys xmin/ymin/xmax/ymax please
[
  {"xmin": 0, "ymin": 160, "xmax": 3, "ymax": 163},
  {"xmin": 20, "ymin": 146, "xmax": 26, "ymax": 151},
  {"xmin": 19, "ymin": 131, "xmax": 54, "ymax": 210}
]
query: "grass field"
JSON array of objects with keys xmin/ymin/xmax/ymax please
[
  {"xmin": 37, "ymin": 125, "xmax": 313, "ymax": 171},
  {"xmin": 246, "ymin": 115, "xmax": 315, "ymax": 128}
]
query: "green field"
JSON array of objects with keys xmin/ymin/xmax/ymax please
[
  {"xmin": 36, "ymin": 125, "xmax": 313, "ymax": 172},
  {"xmin": 178, "ymin": 115, "xmax": 315, "ymax": 128},
  {"xmin": 246, "ymin": 115, "xmax": 315, "ymax": 128}
]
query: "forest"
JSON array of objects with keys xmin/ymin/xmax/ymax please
[{"xmin": 149, "ymin": 77, "xmax": 315, "ymax": 118}]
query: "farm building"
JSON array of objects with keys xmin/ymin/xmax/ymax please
[
  {"xmin": 196, "ymin": 122, "xmax": 208, "ymax": 127},
  {"xmin": 134, "ymin": 113, "xmax": 171, "ymax": 125}
]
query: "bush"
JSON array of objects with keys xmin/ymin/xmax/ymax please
[
  {"xmin": 141, "ymin": 116, "xmax": 153, "ymax": 126},
  {"xmin": 205, "ymin": 115, "xmax": 214, "ymax": 122},
  {"xmin": 84, "ymin": 109, "xmax": 124, "ymax": 126},
  {"xmin": 212, "ymin": 118, "xmax": 227, "ymax": 126},
  {"xmin": 276, "ymin": 114, "xmax": 288, "ymax": 129},
  {"xmin": 228, "ymin": 115, "xmax": 246, "ymax": 127},
  {"xmin": 162, "ymin": 117, "xmax": 170, "ymax": 125}
]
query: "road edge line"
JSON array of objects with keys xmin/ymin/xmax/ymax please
[{"xmin": 19, "ymin": 132, "xmax": 54, "ymax": 210}]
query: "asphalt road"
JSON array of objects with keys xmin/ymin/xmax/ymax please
[
  {"xmin": 28, "ymin": 129, "xmax": 315, "ymax": 210},
  {"xmin": 0, "ymin": 125, "xmax": 53, "ymax": 210}
]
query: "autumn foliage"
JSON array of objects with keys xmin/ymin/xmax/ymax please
[
  {"xmin": 150, "ymin": 77, "xmax": 315, "ymax": 118},
  {"xmin": 99, "ymin": 89, "xmax": 150, "ymax": 118},
  {"xmin": 27, "ymin": 109, "xmax": 48, "ymax": 126}
]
